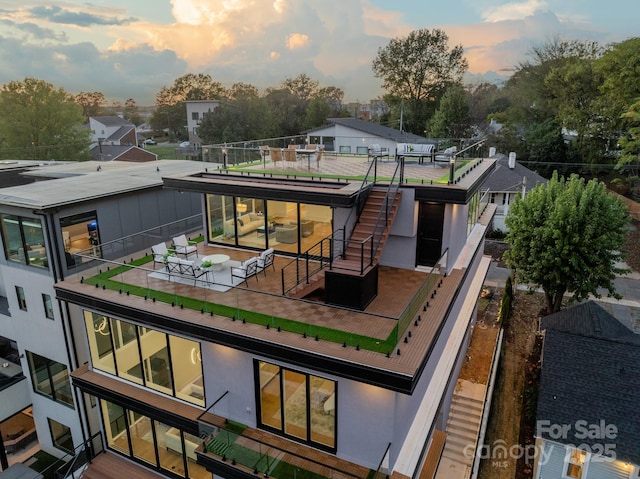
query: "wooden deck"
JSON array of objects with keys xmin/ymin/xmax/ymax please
[
  {"xmin": 82, "ymin": 451, "xmax": 166, "ymax": 479},
  {"xmin": 58, "ymin": 243, "xmax": 468, "ymax": 377}
]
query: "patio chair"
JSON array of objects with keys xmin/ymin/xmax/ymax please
[
  {"xmin": 172, "ymin": 235, "xmax": 197, "ymax": 258},
  {"xmin": 259, "ymin": 145, "xmax": 270, "ymax": 167},
  {"xmin": 151, "ymin": 242, "xmax": 170, "ymax": 269},
  {"xmin": 257, "ymin": 248, "xmax": 275, "ymax": 276},
  {"xmin": 282, "ymin": 148, "xmax": 297, "ymax": 166},
  {"xmin": 230, "ymin": 257, "xmax": 259, "ymax": 285},
  {"xmin": 314, "ymin": 148, "xmax": 324, "ymax": 167},
  {"xmin": 269, "ymin": 147, "xmax": 284, "ymax": 167}
]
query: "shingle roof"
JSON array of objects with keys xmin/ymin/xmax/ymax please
[
  {"xmin": 107, "ymin": 125, "xmax": 134, "ymax": 142},
  {"xmin": 482, "ymin": 153, "xmax": 546, "ymax": 192},
  {"xmin": 92, "ymin": 116, "xmax": 134, "ymax": 127},
  {"xmin": 90, "ymin": 144, "xmax": 155, "ymax": 162},
  {"xmin": 309, "ymin": 117, "xmax": 428, "ymax": 143},
  {"xmin": 536, "ymin": 330, "xmax": 640, "ymax": 464},
  {"xmin": 541, "ymin": 300, "xmax": 640, "ymax": 345}
]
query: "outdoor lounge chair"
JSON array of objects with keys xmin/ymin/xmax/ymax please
[
  {"xmin": 172, "ymin": 234, "xmax": 197, "ymax": 258},
  {"xmin": 257, "ymin": 248, "xmax": 275, "ymax": 276},
  {"xmin": 231, "ymin": 257, "xmax": 259, "ymax": 285},
  {"xmin": 151, "ymin": 242, "xmax": 170, "ymax": 268}
]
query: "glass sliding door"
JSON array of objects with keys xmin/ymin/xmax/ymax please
[
  {"xmin": 102, "ymin": 400, "xmax": 129, "ymax": 455},
  {"xmin": 283, "ymin": 370, "xmax": 307, "ymax": 440},
  {"xmin": 128, "ymin": 412, "xmax": 156, "ymax": 465},
  {"xmin": 139, "ymin": 327, "xmax": 173, "ymax": 395},
  {"xmin": 259, "ymin": 362, "xmax": 282, "ymax": 430},
  {"xmin": 257, "ymin": 361, "xmax": 336, "ymax": 451}
]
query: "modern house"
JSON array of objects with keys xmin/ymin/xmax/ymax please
[
  {"xmin": 89, "ymin": 116, "xmax": 157, "ymax": 163},
  {"xmin": 481, "ymin": 152, "xmax": 547, "ymax": 231},
  {"xmin": 56, "ymin": 150, "xmax": 495, "ymax": 478},
  {"xmin": 0, "ymin": 160, "xmax": 201, "ymax": 472},
  {"xmin": 534, "ymin": 300, "xmax": 640, "ymax": 479},
  {"xmin": 1, "ymin": 144, "xmax": 496, "ymax": 478},
  {"xmin": 305, "ymin": 117, "xmax": 430, "ymax": 156}
]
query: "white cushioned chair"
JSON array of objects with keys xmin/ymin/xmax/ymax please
[
  {"xmin": 230, "ymin": 257, "xmax": 259, "ymax": 285},
  {"xmin": 172, "ymin": 234, "xmax": 197, "ymax": 258},
  {"xmin": 257, "ymin": 248, "xmax": 275, "ymax": 276}
]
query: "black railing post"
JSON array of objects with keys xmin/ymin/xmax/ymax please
[{"xmin": 305, "ymin": 252, "xmax": 310, "ymax": 284}]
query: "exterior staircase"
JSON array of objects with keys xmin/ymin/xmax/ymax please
[
  {"xmin": 332, "ymin": 187, "xmax": 401, "ymax": 273},
  {"xmin": 436, "ymin": 393, "xmax": 484, "ymax": 478},
  {"xmin": 286, "ymin": 187, "xmax": 401, "ymax": 299}
]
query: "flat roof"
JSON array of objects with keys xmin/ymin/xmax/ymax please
[{"xmin": 0, "ymin": 160, "xmax": 206, "ymax": 209}]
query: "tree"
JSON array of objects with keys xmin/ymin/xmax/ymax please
[
  {"xmin": 123, "ymin": 98, "xmax": 142, "ymax": 125},
  {"xmin": 617, "ymin": 99, "xmax": 640, "ymax": 177},
  {"xmin": 151, "ymin": 73, "xmax": 227, "ymax": 140},
  {"xmin": 74, "ymin": 91, "xmax": 106, "ymax": 119},
  {"xmin": 0, "ymin": 78, "xmax": 91, "ymax": 161},
  {"xmin": 426, "ymin": 84, "xmax": 470, "ymax": 138},
  {"xmin": 372, "ymin": 28, "xmax": 467, "ymax": 134},
  {"xmin": 504, "ymin": 173, "xmax": 630, "ymax": 313}
]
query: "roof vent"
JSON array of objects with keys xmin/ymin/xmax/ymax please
[{"xmin": 508, "ymin": 152, "xmax": 516, "ymax": 169}]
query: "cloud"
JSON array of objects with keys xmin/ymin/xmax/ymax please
[
  {"xmin": 286, "ymin": 33, "xmax": 309, "ymax": 50},
  {"xmin": 447, "ymin": 10, "xmax": 610, "ymax": 74},
  {"xmin": 0, "ymin": 19, "xmax": 67, "ymax": 41},
  {"xmin": 27, "ymin": 5, "xmax": 136, "ymax": 27},
  {"xmin": 481, "ymin": 0, "xmax": 549, "ymax": 22}
]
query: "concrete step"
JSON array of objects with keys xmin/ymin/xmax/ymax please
[
  {"xmin": 446, "ymin": 416, "xmax": 480, "ymax": 436},
  {"xmin": 449, "ymin": 402, "xmax": 482, "ymax": 420},
  {"xmin": 441, "ymin": 443, "xmax": 473, "ymax": 466},
  {"xmin": 452, "ymin": 394, "xmax": 484, "ymax": 408}
]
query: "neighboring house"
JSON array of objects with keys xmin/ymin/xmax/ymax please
[
  {"xmin": 88, "ymin": 116, "xmax": 157, "ymax": 162},
  {"xmin": 0, "ymin": 160, "xmax": 202, "ymax": 469},
  {"xmin": 534, "ymin": 301, "xmax": 640, "ymax": 479},
  {"xmin": 184, "ymin": 100, "xmax": 222, "ymax": 148},
  {"xmin": 306, "ymin": 117, "xmax": 430, "ymax": 155},
  {"xmin": 481, "ymin": 152, "xmax": 547, "ymax": 231},
  {"xmin": 42, "ymin": 147, "xmax": 498, "ymax": 478}
]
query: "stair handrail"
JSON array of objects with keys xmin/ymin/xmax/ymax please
[
  {"xmin": 343, "ymin": 160, "xmax": 402, "ymax": 274},
  {"xmin": 280, "ymin": 158, "xmax": 379, "ymax": 295}
]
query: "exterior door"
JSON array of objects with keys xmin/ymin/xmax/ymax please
[{"xmin": 416, "ymin": 202, "xmax": 445, "ymax": 266}]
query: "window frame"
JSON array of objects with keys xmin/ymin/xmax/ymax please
[
  {"xmin": 16, "ymin": 286, "xmax": 27, "ymax": 311},
  {"xmin": 564, "ymin": 447, "xmax": 588, "ymax": 478},
  {"xmin": 48, "ymin": 417, "xmax": 74, "ymax": 454},
  {"xmin": 26, "ymin": 351, "xmax": 74, "ymax": 408},
  {"xmin": 42, "ymin": 293, "xmax": 54, "ymax": 319}
]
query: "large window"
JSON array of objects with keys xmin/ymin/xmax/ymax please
[
  {"xmin": 60, "ymin": 211, "xmax": 101, "ymax": 259},
  {"xmin": 257, "ymin": 360, "xmax": 336, "ymax": 450},
  {"xmin": 206, "ymin": 194, "xmax": 332, "ymax": 255},
  {"xmin": 48, "ymin": 418, "xmax": 74, "ymax": 454},
  {"xmin": 84, "ymin": 312, "xmax": 204, "ymax": 407},
  {"xmin": 100, "ymin": 400, "xmax": 209, "ymax": 479},
  {"xmin": 0, "ymin": 214, "xmax": 48, "ymax": 268},
  {"xmin": 26, "ymin": 352, "xmax": 74, "ymax": 407}
]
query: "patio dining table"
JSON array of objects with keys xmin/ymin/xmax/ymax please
[{"xmin": 295, "ymin": 148, "xmax": 316, "ymax": 169}]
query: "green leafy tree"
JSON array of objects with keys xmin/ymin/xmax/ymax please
[
  {"xmin": 617, "ymin": 99, "xmax": 640, "ymax": 177},
  {"xmin": 504, "ymin": 173, "xmax": 630, "ymax": 313},
  {"xmin": 151, "ymin": 73, "xmax": 227, "ymax": 140},
  {"xmin": 595, "ymin": 38, "xmax": 640, "ymax": 139},
  {"xmin": 426, "ymin": 84, "xmax": 470, "ymax": 138},
  {"xmin": 0, "ymin": 78, "xmax": 91, "ymax": 161},
  {"xmin": 372, "ymin": 28, "xmax": 467, "ymax": 134}
]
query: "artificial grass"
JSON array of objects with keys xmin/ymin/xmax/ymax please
[{"xmin": 83, "ymin": 252, "xmax": 400, "ymax": 354}]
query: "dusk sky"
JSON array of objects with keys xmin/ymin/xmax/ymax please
[{"xmin": 0, "ymin": 0, "xmax": 635, "ymax": 105}]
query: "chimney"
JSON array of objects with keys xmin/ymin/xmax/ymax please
[
  {"xmin": 489, "ymin": 147, "xmax": 496, "ymax": 157},
  {"xmin": 508, "ymin": 152, "xmax": 516, "ymax": 169}
]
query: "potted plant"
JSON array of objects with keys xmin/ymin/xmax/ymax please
[
  {"xmin": 200, "ymin": 259, "xmax": 213, "ymax": 270},
  {"xmin": 163, "ymin": 251, "xmax": 175, "ymax": 264}
]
